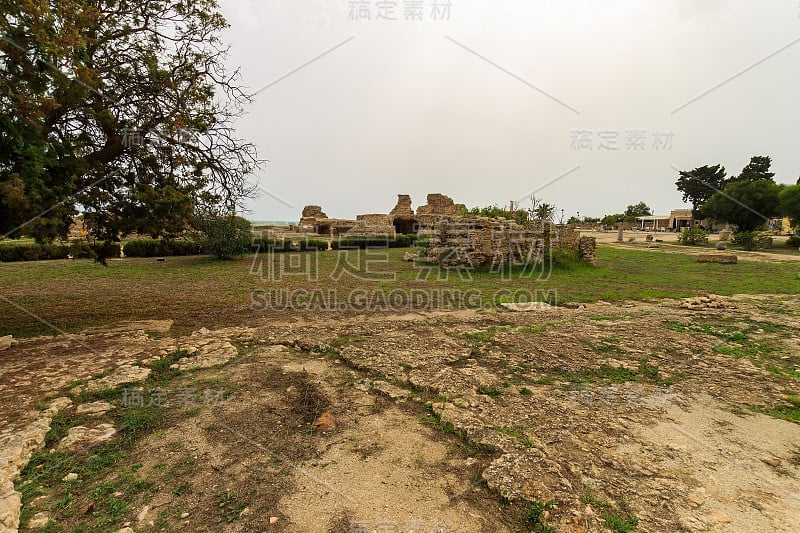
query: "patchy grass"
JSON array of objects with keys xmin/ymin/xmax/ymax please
[
  {"xmin": 750, "ymin": 396, "xmax": 800, "ymax": 424},
  {"xmin": 523, "ymin": 499, "xmax": 557, "ymax": 532},
  {"xmin": 4, "ymin": 247, "xmax": 800, "ymax": 338},
  {"xmin": 493, "ymin": 426, "xmax": 535, "ymax": 448},
  {"xmin": 477, "ymin": 387, "xmax": 503, "ymax": 397}
]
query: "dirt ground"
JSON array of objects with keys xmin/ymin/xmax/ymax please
[{"xmin": 3, "ymin": 293, "xmax": 800, "ymax": 533}]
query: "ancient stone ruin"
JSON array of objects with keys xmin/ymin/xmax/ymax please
[{"xmin": 286, "ymin": 193, "xmax": 596, "ymax": 268}]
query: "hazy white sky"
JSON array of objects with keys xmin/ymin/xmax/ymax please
[{"xmin": 217, "ymin": 0, "xmax": 800, "ymax": 221}]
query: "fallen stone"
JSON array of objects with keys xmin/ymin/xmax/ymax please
[
  {"xmin": 403, "ymin": 252, "xmax": 418, "ymax": 262},
  {"xmin": 697, "ymin": 253, "xmax": 737, "ymax": 264},
  {"xmin": 311, "ymin": 412, "xmax": 336, "ymax": 432},
  {"xmin": 715, "ymin": 241, "xmax": 727, "ymax": 250},
  {"xmin": 62, "ymin": 472, "xmax": 79, "ymax": 482},
  {"xmin": 59, "ymin": 423, "xmax": 117, "ymax": 450},
  {"xmin": 761, "ymin": 456, "xmax": 781, "ymax": 467},
  {"xmin": 28, "ymin": 511, "xmax": 50, "ymax": 528},
  {"xmin": 500, "ymin": 302, "xmax": 552, "ymax": 312},
  {"xmin": 76, "ymin": 401, "xmax": 114, "ymax": 415},
  {"xmin": 45, "ymin": 397, "xmax": 73, "ymax": 416},
  {"xmin": 372, "ymin": 380, "xmax": 410, "ymax": 401},
  {"xmin": 270, "ymin": 516, "xmax": 279, "ymax": 525},
  {"xmin": 0, "ymin": 336, "xmax": 13, "ymax": 351}
]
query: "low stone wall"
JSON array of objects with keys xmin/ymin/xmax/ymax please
[{"xmin": 417, "ymin": 218, "xmax": 595, "ymax": 268}]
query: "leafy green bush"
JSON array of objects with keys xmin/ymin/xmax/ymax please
[
  {"xmin": 732, "ymin": 231, "xmax": 772, "ymax": 251},
  {"xmin": 0, "ymin": 241, "xmax": 120, "ymax": 262},
  {"xmin": 122, "ymin": 239, "xmax": 200, "ymax": 257},
  {"xmin": 787, "ymin": 235, "xmax": 800, "ymax": 248},
  {"xmin": 677, "ymin": 228, "xmax": 709, "ymax": 246},
  {"xmin": 199, "ymin": 214, "xmax": 253, "ymax": 259}
]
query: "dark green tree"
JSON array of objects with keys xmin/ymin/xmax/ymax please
[
  {"xmin": 700, "ymin": 179, "xmax": 781, "ymax": 231},
  {"xmin": 675, "ymin": 164, "xmax": 728, "ymax": 217},
  {"xmin": 624, "ymin": 201, "xmax": 652, "ymax": 217},
  {"xmin": 199, "ymin": 214, "xmax": 253, "ymax": 259},
  {"xmin": 730, "ymin": 156, "xmax": 775, "ymax": 183},
  {"xmin": 0, "ymin": 0, "xmax": 262, "ymax": 249},
  {"xmin": 779, "ymin": 185, "xmax": 800, "ymax": 228}
]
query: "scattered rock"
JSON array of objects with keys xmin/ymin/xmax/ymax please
[
  {"xmin": 76, "ymin": 401, "xmax": 115, "ymax": 415},
  {"xmin": 761, "ymin": 456, "xmax": 781, "ymax": 467},
  {"xmin": 403, "ymin": 252, "xmax": 418, "ymax": 262},
  {"xmin": 270, "ymin": 516, "xmax": 279, "ymax": 525},
  {"xmin": 715, "ymin": 241, "xmax": 728, "ymax": 250},
  {"xmin": 680, "ymin": 294, "xmax": 737, "ymax": 310},
  {"xmin": 180, "ymin": 512, "xmax": 189, "ymax": 519},
  {"xmin": 115, "ymin": 528, "xmax": 135, "ymax": 533},
  {"xmin": 0, "ymin": 335, "xmax": 13, "ymax": 351},
  {"xmin": 45, "ymin": 397, "xmax": 73, "ymax": 416},
  {"xmin": 137, "ymin": 505, "xmax": 150, "ymax": 523},
  {"xmin": 62, "ymin": 472, "xmax": 79, "ymax": 482},
  {"xmin": 59, "ymin": 423, "xmax": 117, "ymax": 451},
  {"xmin": 312, "ymin": 412, "xmax": 336, "ymax": 432},
  {"xmin": 28, "ymin": 512, "xmax": 50, "ymax": 528}
]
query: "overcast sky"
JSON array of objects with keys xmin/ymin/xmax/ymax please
[{"xmin": 217, "ymin": 0, "xmax": 800, "ymax": 221}]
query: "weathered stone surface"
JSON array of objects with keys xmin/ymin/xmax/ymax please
[
  {"xmin": 697, "ymin": 253, "xmax": 737, "ymax": 264},
  {"xmin": 76, "ymin": 401, "xmax": 115, "ymax": 415},
  {"xmin": 0, "ymin": 417, "xmax": 53, "ymax": 533},
  {"xmin": 59, "ymin": 423, "xmax": 117, "ymax": 451},
  {"xmin": 715, "ymin": 241, "xmax": 728, "ymax": 250},
  {"xmin": 84, "ymin": 364, "xmax": 151, "ymax": 391},
  {"xmin": 500, "ymin": 302, "xmax": 553, "ymax": 312},
  {"xmin": 0, "ymin": 483, "xmax": 21, "ymax": 533},
  {"xmin": 174, "ymin": 334, "xmax": 239, "ymax": 370}
]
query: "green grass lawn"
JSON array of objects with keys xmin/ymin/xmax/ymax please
[{"xmin": 1, "ymin": 246, "xmax": 799, "ymax": 338}]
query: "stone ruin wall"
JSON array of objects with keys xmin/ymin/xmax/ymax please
[{"xmin": 289, "ymin": 193, "xmax": 597, "ymax": 265}]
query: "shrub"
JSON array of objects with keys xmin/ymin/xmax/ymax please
[
  {"xmin": 677, "ymin": 228, "xmax": 709, "ymax": 246},
  {"xmin": 732, "ymin": 231, "xmax": 772, "ymax": 251},
  {"xmin": 198, "ymin": 214, "xmax": 252, "ymax": 259},
  {"xmin": 122, "ymin": 239, "xmax": 201, "ymax": 257},
  {"xmin": 0, "ymin": 241, "xmax": 119, "ymax": 262},
  {"xmin": 787, "ymin": 235, "xmax": 800, "ymax": 248}
]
